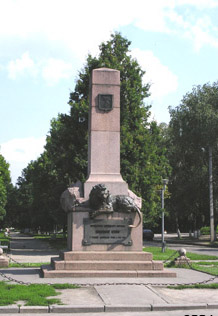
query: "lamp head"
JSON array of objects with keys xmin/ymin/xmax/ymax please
[{"xmin": 162, "ymin": 179, "xmax": 169, "ymax": 185}]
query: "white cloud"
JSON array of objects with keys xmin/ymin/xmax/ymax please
[
  {"xmin": 1, "ymin": 0, "xmax": 217, "ymax": 63},
  {"xmin": 42, "ymin": 58, "xmax": 73, "ymax": 86},
  {"xmin": 166, "ymin": 5, "xmax": 218, "ymax": 51},
  {"xmin": 0, "ymin": 137, "xmax": 46, "ymax": 184},
  {"xmin": 7, "ymin": 53, "xmax": 73, "ymax": 85},
  {"xmin": 8, "ymin": 52, "xmax": 38, "ymax": 80},
  {"xmin": 132, "ymin": 48, "xmax": 178, "ymax": 99},
  {"xmin": 188, "ymin": 17, "xmax": 218, "ymax": 51},
  {"xmin": 176, "ymin": 0, "xmax": 218, "ymax": 9}
]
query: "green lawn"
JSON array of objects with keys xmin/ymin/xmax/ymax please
[
  {"xmin": 0, "ymin": 282, "xmax": 60, "ymax": 306},
  {"xmin": 144, "ymin": 246, "xmax": 218, "ymax": 277},
  {"xmin": 0, "ymin": 232, "xmax": 10, "ymax": 247},
  {"xmin": 0, "ymin": 282, "xmax": 79, "ymax": 306},
  {"xmin": 143, "ymin": 246, "xmax": 218, "ymax": 289},
  {"xmin": 194, "ymin": 261, "xmax": 218, "ymax": 266},
  {"xmin": 8, "ymin": 262, "xmax": 50, "ymax": 268},
  {"xmin": 190, "ymin": 262, "xmax": 218, "ymax": 276},
  {"xmin": 143, "ymin": 246, "xmax": 218, "ymax": 261},
  {"xmin": 168, "ymin": 283, "xmax": 218, "ymax": 289}
]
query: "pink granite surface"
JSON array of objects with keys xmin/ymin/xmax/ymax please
[
  {"xmin": 85, "ymin": 68, "xmax": 128, "ymax": 198},
  {"xmin": 90, "ymin": 106, "xmax": 120, "ymax": 132},
  {"xmin": 91, "ymin": 68, "xmax": 120, "ymax": 85},
  {"xmin": 68, "ymin": 210, "xmax": 142, "ymax": 252}
]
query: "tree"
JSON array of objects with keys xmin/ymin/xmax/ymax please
[
  {"xmin": 167, "ymin": 82, "xmax": 218, "ymax": 237},
  {"xmin": 15, "ymin": 33, "xmax": 169, "ymax": 230},
  {"xmin": 45, "ymin": 33, "xmax": 170, "ymax": 228},
  {"xmin": 0, "ymin": 153, "xmax": 11, "ymax": 222},
  {"xmin": 13, "ymin": 152, "xmax": 67, "ymax": 232},
  {"xmin": 3, "ymin": 185, "xmax": 21, "ymax": 228}
]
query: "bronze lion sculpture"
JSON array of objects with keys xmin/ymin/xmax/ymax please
[{"xmin": 89, "ymin": 184, "xmax": 142, "ymax": 228}]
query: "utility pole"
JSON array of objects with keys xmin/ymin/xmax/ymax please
[
  {"xmin": 209, "ymin": 146, "xmax": 215, "ymax": 242},
  {"xmin": 161, "ymin": 179, "xmax": 168, "ymax": 252}
]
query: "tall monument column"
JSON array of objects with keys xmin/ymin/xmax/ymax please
[
  {"xmin": 84, "ymin": 68, "xmax": 128, "ymax": 199},
  {"xmin": 42, "ymin": 67, "xmax": 176, "ymax": 279}
]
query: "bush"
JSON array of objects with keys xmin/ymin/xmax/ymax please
[
  {"xmin": 200, "ymin": 226, "xmax": 210, "ymax": 235},
  {"xmin": 200, "ymin": 226, "xmax": 218, "ymax": 235}
]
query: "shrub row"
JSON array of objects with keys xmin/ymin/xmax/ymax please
[{"xmin": 200, "ymin": 226, "xmax": 218, "ymax": 235}]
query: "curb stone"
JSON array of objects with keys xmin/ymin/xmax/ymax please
[
  {"xmin": 152, "ymin": 303, "xmax": 207, "ymax": 311},
  {"xmin": 0, "ymin": 303, "xmax": 217, "ymax": 313},
  {"xmin": 0, "ymin": 306, "xmax": 19, "ymax": 313},
  {"xmin": 104, "ymin": 304, "xmax": 151, "ymax": 312},
  {"xmin": 50, "ymin": 305, "xmax": 104, "ymax": 313},
  {"xmin": 19, "ymin": 306, "xmax": 49, "ymax": 313},
  {"xmin": 207, "ymin": 303, "xmax": 218, "ymax": 309}
]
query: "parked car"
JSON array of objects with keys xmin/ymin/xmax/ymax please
[{"xmin": 143, "ymin": 228, "xmax": 154, "ymax": 241}]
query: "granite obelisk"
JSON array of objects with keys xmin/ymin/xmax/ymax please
[{"xmin": 84, "ymin": 68, "xmax": 128, "ymax": 199}]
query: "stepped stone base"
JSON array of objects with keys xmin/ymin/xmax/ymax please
[{"xmin": 41, "ymin": 251, "xmax": 176, "ymax": 278}]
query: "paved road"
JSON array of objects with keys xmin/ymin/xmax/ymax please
[
  {"xmin": 8, "ymin": 232, "xmax": 60, "ymax": 263},
  {"xmin": 168, "ymin": 243, "xmax": 218, "ymax": 257},
  {"xmin": 144, "ymin": 234, "xmax": 218, "ymax": 257}
]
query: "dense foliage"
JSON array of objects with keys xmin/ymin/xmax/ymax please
[
  {"xmin": 0, "ymin": 153, "xmax": 11, "ymax": 222},
  {"xmin": 166, "ymin": 82, "xmax": 218, "ymax": 232},
  {"xmin": 5, "ymin": 33, "xmax": 169, "ymax": 231}
]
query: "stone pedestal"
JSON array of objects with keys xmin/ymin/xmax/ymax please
[
  {"xmin": 42, "ymin": 251, "xmax": 176, "ymax": 278},
  {"xmin": 42, "ymin": 204, "xmax": 176, "ymax": 278},
  {"xmin": 68, "ymin": 210, "xmax": 142, "ymax": 252},
  {"xmin": 0, "ymin": 249, "xmax": 9, "ymax": 267},
  {"xmin": 174, "ymin": 256, "xmax": 191, "ymax": 267}
]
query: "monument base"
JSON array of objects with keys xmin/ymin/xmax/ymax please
[
  {"xmin": 67, "ymin": 210, "xmax": 142, "ymax": 252},
  {"xmin": 42, "ymin": 207, "xmax": 176, "ymax": 278},
  {"xmin": 41, "ymin": 251, "xmax": 176, "ymax": 278}
]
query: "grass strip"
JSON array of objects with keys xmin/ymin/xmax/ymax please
[
  {"xmin": 8, "ymin": 262, "xmax": 50, "ymax": 268},
  {"xmin": 143, "ymin": 246, "xmax": 218, "ymax": 261},
  {"xmin": 0, "ymin": 281, "xmax": 61, "ymax": 306},
  {"xmin": 194, "ymin": 261, "xmax": 218, "ymax": 266},
  {"xmin": 190, "ymin": 263, "xmax": 218, "ymax": 276},
  {"xmin": 168, "ymin": 283, "xmax": 218, "ymax": 289},
  {"xmin": 52, "ymin": 283, "xmax": 80, "ymax": 289},
  {"xmin": 165, "ymin": 260, "xmax": 218, "ymax": 276},
  {"xmin": 0, "ymin": 281, "xmax": 80, "ymax": 306}
]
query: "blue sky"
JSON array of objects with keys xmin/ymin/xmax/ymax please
[{"xmin": 0, "ymin": 0, "xmax": 218, "ymax": 184}]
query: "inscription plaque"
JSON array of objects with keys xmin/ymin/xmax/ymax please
[
  {"xmin": 98, "ymin": 94, "xmax": 113, "ymax": 112},
  {"xmin": 83, "ymin": 218, "xmax": 132, "ymax": 246}
]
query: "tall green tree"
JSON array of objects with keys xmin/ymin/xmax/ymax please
[
  {"xmin": 13, "ymin": 152, "xmax": 67, "ymax": 231},
  {"xmin": 45, "ymin": 33, "xmax": 170, "ymax": 227},
  {"xmin": 167, "ymin": 81, "xmax": 218, "ymax": 233},
  {"xmin": 0, "ymin": 153, "xmax": 11, "ymax": 222},
  {"xmin": 15, "ymin": 33, "xmax": 169, "ymax": 230}
]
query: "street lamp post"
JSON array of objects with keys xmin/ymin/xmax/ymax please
[{"xmin": 161, "ymin": 179, "xmax": 168, "ymax": 253}]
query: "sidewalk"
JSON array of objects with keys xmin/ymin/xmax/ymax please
[
  {"xmin": 0, "ymin": 266, "xmax": 218, "ymax": 313},
  {"xmin": 154, "ymin": 232, "xmax": 218, "ymax": 247},
  {"xmin": 0, "ymin": 233, "xmax": 218, "ymax": 313}
]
